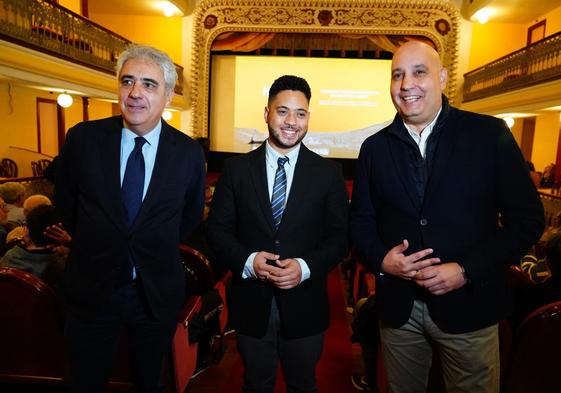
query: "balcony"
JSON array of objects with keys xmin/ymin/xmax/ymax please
[
  {"xmin": 0, "ymin": 0, "xmax": 183, "ymax": 95},
  {"xmin": 463, "ymin": 32, "xmax": 561, "ymax": 103}
]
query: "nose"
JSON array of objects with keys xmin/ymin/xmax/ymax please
[
  {"xmin": 284, "ymin": 111, "xmax": 297, "ymax": 126},
  {"xmin": 129, "ymin": 80, "xmax": 143, "ymax": 98},
  {"xmin": 400, "ymin": 72, "xmax": 413, "ymax": 90}
]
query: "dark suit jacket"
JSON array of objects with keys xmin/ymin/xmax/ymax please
[
  {"xmin": 350, "ymin": 98, "xmax": 544, "ymax": 334},
  {"xmin": 206, "ymin": 143, "xmax": 349, "ymax": 339},
  {"xmin": 55, "ymin": 116, "xmax": 205, "ymax": 321}
]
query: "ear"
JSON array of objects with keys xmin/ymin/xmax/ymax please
[
  {"xmin": 165, "ymin": 90, "xmax": 174, "ymax": 106},
  {"xmin": 439, "ymin": 68, "xmax": 448, "ymax": 89},
  {"xmin": 263, "ymin": 106, "xmax": 269, "ymax": 122}
]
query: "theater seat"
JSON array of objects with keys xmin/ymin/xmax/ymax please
[
  {"xmin": 0, "ymin": 266, "xmax": 202, "ymax": 391},
  {"xmin": 0, "ymin": 267, "xmax": 66, "ymax": 384},
  {"xmin": 180, "ymin": 244, "xmax": 231, "ymax": 334},
  {"xmin": 502, "ymin": 301, "xmax": 561, "ymax": 393}
]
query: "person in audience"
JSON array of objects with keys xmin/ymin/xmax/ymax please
[
  {"xmin": 207, "ymin": 75, "xmax": 349, "ymax": 393},
  {"xmin": 520, "ymin": 254, "xmax": 551, "ymax": 283},
  {"xmin": 0, "ymin": 205, "xmax": 66, "ymax": 289},
  {"xmin": 511, "ymin": 232, "xmax": 561, "ymax": 328},
  {"xmin": 350, "ymin": 40, "xmax": 544, "ymax": 393},
  {"xmin": 55, "ymin": 44, "xmax": 205, "ymax": 393},
  {"xmin": 0, "ymin": 181, "xmax": 26, "ymax": 227},
  {"xmin": 0, "ymin": 196, "xmax": 9, "ymax": 246},
  {"xmin": 350, "ymin": 294, "xmax": 380, "ymax": 393},
  {"xmin": 6, "ymin": 194, "xmax": 53, "ymax": 244},
  {"xmin": 526, "ymin": 161, "xmax": 541, "ymax": 190}
]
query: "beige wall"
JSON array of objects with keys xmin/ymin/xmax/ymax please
[{"xmin": 532, "ymin": 113, "xmax": 561, "ymax": 173}]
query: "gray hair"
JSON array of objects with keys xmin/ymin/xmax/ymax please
[
  {"xmin": 116, "ymin": 45, "xmax": 178, "ymax": 93},
  {"xmin": 0, "ymin": 182, "xmax": 26, "ymax": 204}
]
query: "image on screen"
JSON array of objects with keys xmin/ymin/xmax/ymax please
[{"xmin": 209, "ymin": 55, "xmax": 396, "ymax": 159}]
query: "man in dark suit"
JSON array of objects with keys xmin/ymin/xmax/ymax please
[
  {"xmin": 55, "ymin": 45, "xmax": 205, "ymax": 393},
  {"xmin": 350, "ymin": 41, "xmax": 544, "ymax": 393},
  {"xmin": 207, "ymin": 75, "xmax": 349, "ymax": 393}
]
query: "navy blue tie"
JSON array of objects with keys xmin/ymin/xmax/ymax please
[
  {"xmin": 271, "ymin": 156, "xmax": 289, "ymax": 230},
  {"xmin": 122, "ymin": 136, "xmax": 146, "ymax": 227},
  {"xmin": 117, "ymin": 137, "xmax": 145, "ymax": 286}
]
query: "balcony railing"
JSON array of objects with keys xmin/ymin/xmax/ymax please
[
  {"xmin": 463, "ymin": 31, "xmax": 561, "ymax": 102},
  {"xmin": 0, "ymin": 0, "xmax": 183, "ymax": 95}
]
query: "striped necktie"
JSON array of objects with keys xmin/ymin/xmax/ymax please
[{"xmin": 271, "ymin": 156, "xmax": 289, "ymax": 230}]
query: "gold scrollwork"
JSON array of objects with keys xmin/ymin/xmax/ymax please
[{"xmin": 190, "ymin": 0, "xmax": 459, "ymax": 137}]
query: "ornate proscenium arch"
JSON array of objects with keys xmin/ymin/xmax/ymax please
[{"xmin": 190, "ymin": 0, "xmax": 460, "ymax": 137}]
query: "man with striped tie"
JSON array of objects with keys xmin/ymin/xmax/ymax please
[{"xmin": 207, "ymin": 75, "xmax": 349, "ymax": 393}]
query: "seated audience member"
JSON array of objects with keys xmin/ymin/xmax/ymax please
[
  {"xmin": 0, "ymin": 196, "xmax": 9, "ymax": 246},
  {"xmin": 6, "ymin": 194, "xmax": 53, "ymax": 244},
  {"xmin": 511, "ymin": 232, "xmax": 561, "ymax": 328},
  {"xmin": 527, "ymin": 161, "xmax": 541, "ymax": 190},
  {"xmin": 520, "ymin": 254, "xmax": 551, "ymax": 283},
  {"xmin": 350, "ymin": 294, "xmax": 380, "ymax": 393},
  {"xmin": 0, "ymin": 205, "xmax": 66, "ymax": 289},
  {"xmin": 0, "ymin": 182, "xmax": 26, "ymax": 227}
]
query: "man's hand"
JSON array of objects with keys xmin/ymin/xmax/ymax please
[
  {"xmin": 381, "ymin": 239, "xmax": 440, "ymax": 280},
  {"xmin": 267, "ymin": 258, "xmax": 302, "ymax": 290},
  {"xmin": 414, "ymin": 262, "xmax": 467, "ymax": 295},
  {"xmin": 253, "ymin": 251, "xmax": 279, "ymax": 281}
]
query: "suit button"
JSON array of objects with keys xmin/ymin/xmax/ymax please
[
  {"xmin": 420, "ymin": 218, "xmax": 428, "ymax": 226},
  {"xmin": 275, "ymin": 240, "xmax": 280, "ymax": 245}
]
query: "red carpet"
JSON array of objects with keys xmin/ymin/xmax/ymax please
[{"xmin": 219, "ymin": 270, "xmax": 356, "ymax": 392}]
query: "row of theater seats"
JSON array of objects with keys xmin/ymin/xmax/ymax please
[
  {"xmin": 0, "ymin": 245, "xmax": 230, "ymax": 392},
  {"xmin": 350, "ymin": 263, "xmax": 561, "ymax": 393}
]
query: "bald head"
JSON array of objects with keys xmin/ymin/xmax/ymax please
[
  {"xmin": 390, "ymin": 40, "xmax": 448, "ymax": 133},
  {"xmin": 23, "ymin": 194, "xmax": 52, "ymax": 216}
]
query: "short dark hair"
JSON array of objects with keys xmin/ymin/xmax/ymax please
[
  {"xmin": 268, "ymin": 75, "xmax": 311, "ymax": 104},
  {"xmin": 545, "ymin": 232, "xmax": 561, "ymax": 276},
  {"xmin": 25, "ymin": 205, "xmax": 60, "ymax": 247}
]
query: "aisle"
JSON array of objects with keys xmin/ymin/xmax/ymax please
[{"xmin": 188, "ymin": 269, "xmax": 357, "ymax": 392}]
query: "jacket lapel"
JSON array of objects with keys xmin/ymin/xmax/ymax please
[
  {"xmin": 422, "ymin": 107, "xmax": 458, "ymax": 210},
  {"xmin": 281, "ymin": 144, "xmax": 313, "ymax": 229},
  {"xmin": 131, "ymin": 122, "xmax": 175, "ymax": 231},
  {"xmin": 98, "ymin": 117, "xmax": 127, "ymax": 233},
  {"xmin": 386, "ymin": 119, "xmax": 422, "ymax": 212},
  {"xmin": 249, "ymin": 143, "xmax": 276, "ymax": 233}
]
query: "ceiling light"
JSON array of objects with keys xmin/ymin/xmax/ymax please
[
  {"xmin": 162, "ymin": 2, "xmax": 177, "ymax": 17},
  {"xmin": 162, "ymin": 110, "xmax": 173, "ymax": 121},
  {"xmin": 473, "ymin": 9, "xmax": 490, "ymax": 24},
  {"xmin": 57, "ymin": 92, "xmax": 73, "ymax": 108}
]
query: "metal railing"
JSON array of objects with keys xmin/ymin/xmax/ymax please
[
  {"xmin": 0, "ymin": 0, "xmax": 183, "ymax": 95},
  {"xmin": 463, "ymin": 31, "xmax": 561, "ymax": 102}
]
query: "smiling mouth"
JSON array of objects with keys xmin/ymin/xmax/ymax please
[{"xmin": 402, "ymin": 95, "xmax": 422, "ymax": 102}]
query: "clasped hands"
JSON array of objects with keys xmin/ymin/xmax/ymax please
[
  {"xmin": 381, "ymin": 239, "xmax": 467, "ymax": 296},
  {"xmin": 253, "ymin": 251, "xmax": 302, "ymax": 290}
]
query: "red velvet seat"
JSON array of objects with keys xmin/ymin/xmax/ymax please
[
  {"xmin": 0, "ymin": 267, "xmax": 66, "ymax": 384},
  {"xmin": 502, "ymin": 301, "xmax": 561, "ymax": 393},
  {"xmin": 0, "ymin": 266, "xmax": 201, "ymax": 391}
]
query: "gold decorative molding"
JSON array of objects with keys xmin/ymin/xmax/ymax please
[{"xmin": 190, "ymin": 0, "xmax": 460, "ymax": 137}]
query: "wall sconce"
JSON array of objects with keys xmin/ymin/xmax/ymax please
[
  {"xmin": 57, "ymin": 92, "xmax": 73, "ymax": 108},
  {"xmin": 162, "ymin": 110, "xmax": 173, "ymax": 121}
]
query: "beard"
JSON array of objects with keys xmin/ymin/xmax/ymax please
[{"xmin": 267, "ymin": 125, "xmax": 307, "ymax": 151}]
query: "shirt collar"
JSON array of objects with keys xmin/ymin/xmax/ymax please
[
  {"xmin": 122, "ymin": 120, "xmax": 162, "ymax": 146},
  {"xmin": 402, "ymin": 106, "xmax": 442, "ymax": 141},
  {"xmin": 265, "ymin": 140, "xmax": 301, "ymax": 168}
]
